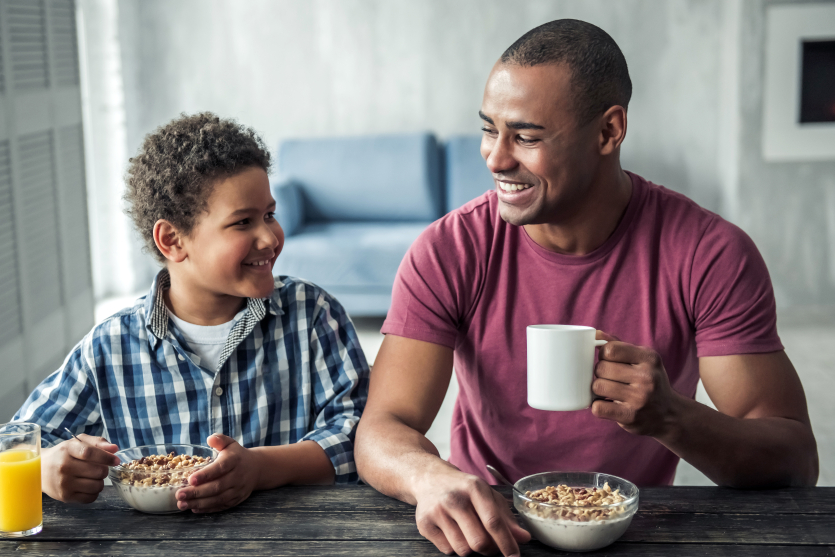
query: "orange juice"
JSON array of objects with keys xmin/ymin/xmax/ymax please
[{"xmin": 0, "ymin": 450, "xmax": 42, "ymax": 533}]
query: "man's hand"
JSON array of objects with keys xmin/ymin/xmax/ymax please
[
  {"xmin": 176, "ymin": 434, "xmax": 259, "ymax": 513},
  {"xmin": 413, "ymin": 462, "xmax": 530, "ymax": 557},
  {"xmin": 41, "ymin": 434, "xmax": 120, "ymax": 504},
  {"xmin": 591, "ymin": 331, "xmax": 684, "ymax": 437}
]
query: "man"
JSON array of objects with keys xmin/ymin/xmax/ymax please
[{"xmin": 355, "ymin": 19, "xmax": 818, "ymax": 557}]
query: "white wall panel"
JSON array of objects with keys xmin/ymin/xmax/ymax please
[{"xmin": 0, "ymin": 0, "xmax": 92, "ymax": 417}]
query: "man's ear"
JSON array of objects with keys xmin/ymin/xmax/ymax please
[
  {"xmin": 598, "ymin": 105, "xmax": 627, "ymax": 156},
  {"xmin": 153, "ymin": 220, "xmax": 188, "ymax": 263}
]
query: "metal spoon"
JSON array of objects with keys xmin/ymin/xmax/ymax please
[
  {"xmin": 64, "ymin": 427, "xmax": 83, "ymax": 443},
  {"xmin": 486, "ymin": 464, "xmax": 526, "ymax": 497}
]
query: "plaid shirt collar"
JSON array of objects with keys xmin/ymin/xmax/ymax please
[{"xmin": 143, "ymin": 270, "xmax": 284, "ymax": 356}]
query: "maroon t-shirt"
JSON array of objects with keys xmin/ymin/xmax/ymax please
[{"xmin": 381, "ymin": 172, "xmax": 783, "ymax": 486}]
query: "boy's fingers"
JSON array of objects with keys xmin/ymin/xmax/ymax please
[
  {"xmin": 206, "ymin": 433, "xmax": 236, "ymax": 452},
  {"xmin": 62, "ymin": 456, "xmax": 109, "ymax": 480},
  {"xmin": 177, "ymin": 487, "xmax": 237, "ymax": 512},
  {"xmin": 189, "ymin": 453, "xmax": 235, "ymax": 486},
  {"xmin": 69, "ymin": 439, "xmax": 120, "ymax": 466},
  {"xmin": 69, "ymin": 477, "xmax": 106, "ymax": 495},
  {"xmin": 178, "ymin": 473, "xmax": 232, "ymax": 501}
]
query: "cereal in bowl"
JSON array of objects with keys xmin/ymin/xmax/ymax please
[{"xmin": 524, "ymin": 482, "xmax": 627, "ymax": 521}]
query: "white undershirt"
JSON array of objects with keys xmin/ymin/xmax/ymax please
[{"xmin": 168, "ymin": 310, "xmax": 244, "ymax": 371}]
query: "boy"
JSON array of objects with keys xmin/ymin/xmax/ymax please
[{"xmin": 13, "ymin": 113, "xmax": 370, "ymax": 513}]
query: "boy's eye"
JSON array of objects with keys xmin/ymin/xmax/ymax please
[
  {"xmin": 235, "ymin": 218, "xmax": 250, "ymax": 226},
  {"xmin": 265, "ymin": 211, "xmax": 275, "ymax": 221}
]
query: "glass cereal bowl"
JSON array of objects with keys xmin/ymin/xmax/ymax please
[
  {"xmin": 108, "ymin": 444, "xmax": 216, "ymax": 514},
  {"xmin": 513, "ymin": 471, "xmax": 639, "ymax": 552}
]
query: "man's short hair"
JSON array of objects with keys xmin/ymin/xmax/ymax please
[
  {"xmin": 124, "ymin": 112, "xmax": 271, "ymax": 264},
  {"xmin": 501, "ymin": 19, "xmax": 632, "ymax": 125}
]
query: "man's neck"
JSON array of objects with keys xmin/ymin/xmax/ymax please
[
  {"xmin": 163, "ymin": 270, "xmax": 246, "ymax": 326},
  {"xmin": 524, "ymin": 167, "xmax": 633, "ymax": 256}
]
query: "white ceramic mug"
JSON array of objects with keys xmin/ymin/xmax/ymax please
[{"xmin": 527, "ymin": 325, "xmax": 608, "ymax": 411}]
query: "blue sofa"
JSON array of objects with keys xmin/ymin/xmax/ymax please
[{"xmin": 271, "ymin": 133, "xmax": 493, "ymax": 317}]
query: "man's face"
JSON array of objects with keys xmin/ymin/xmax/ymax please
[
  {"xmin": 479, "ymin": 62, "xmax": 601, "ymax": 226},
  {"xmin": 180, "ymin": 166, "xmax": 284, "ymax": 301}
]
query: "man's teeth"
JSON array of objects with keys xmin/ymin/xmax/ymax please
[
  {"xmin": 245, "ymin": 260, "xmax": 269, "ymax": 266},
  {"xmin": 498, "ymin": 181, "xmax": 532, "ymax": 192}
]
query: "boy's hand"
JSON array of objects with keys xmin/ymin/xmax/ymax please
[
  {"xmin": 41, "ymin": 435, "xmax": 120, "ymax": 504},
  {"xmin": 176, "ymin": 434, "xmax": 259, "ymax": 513}
]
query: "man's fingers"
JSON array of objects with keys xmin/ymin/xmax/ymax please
[
  {"xmin": 594, "ymin": 360, "xmax": 637, "ymax": 384},
  {"xmin": 464, "ymin": 486, "xmax": 523, "ymax": 557},
  {"xmin": 598, "ymin": 341, "xmax": 650, "ymax": 365},
  {"xmin": 593, "ymin": 377, "xmax": 632, "ymax": 402},
  {"xmin": 449, "ymin": 504, "xmax": 499, "ymax": 556},
  {"xmin": 491, "ymin": 490, "xmax": 531, "ymax": 545},
  {"xmin": 69, "ymin": 438, "xmax": 120, "ymax": 466},
  {"xmin": 415, "ymin": 513, "xmax": 457, "ymax": 556},
  {"xmin": 596, "ymin": 330, "xmax": 620, "ymax": 342},
  {"xmin": 434, "ymin": 513, "xmax": 473, "ymax": 556},
  {"xmin": 592, "ymin": 399, "xmax": 634, "ymax": 423}
]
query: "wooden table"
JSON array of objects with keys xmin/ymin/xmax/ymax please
[{"xmin": 1, "ymin": 485, "xmax": 833, "ymax": 555}]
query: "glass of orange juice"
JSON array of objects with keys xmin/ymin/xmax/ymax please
[{"xmin": 0, "ymin": 423, "xmax": 42, "ymax": 537}]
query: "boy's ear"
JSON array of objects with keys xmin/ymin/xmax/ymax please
[{"xmin": 153, "ymin": 220, "xmax": 188, "ymax": 263}]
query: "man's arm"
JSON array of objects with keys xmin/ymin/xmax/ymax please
[
  {"xmin": 355, "ymin": 334, "xmax": 530, "ymax": 557},
  {"xmin": 592, "ymin": 337, "xmax": 818, "ymax": 487}
]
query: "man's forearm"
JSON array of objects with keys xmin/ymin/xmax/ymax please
[
  {"xmin": 657, "ymin": 394, "xmax": 818, "ymax": 487},
  {"xmin": 355, "ymin": 414, "xmax": 456, "ymax": 505}
]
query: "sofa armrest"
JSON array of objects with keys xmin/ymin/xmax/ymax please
[{"xmin": 271, "ymin": 179, "xmax": 304, "ymax": 237}]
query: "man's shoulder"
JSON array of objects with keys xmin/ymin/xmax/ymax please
[
  {"xmin": 415, "ymin": 191, "xmax": 500, "ymax": 252},
  {"xmin": 635, "ymin": 173, "xmax": 759, "ymax": 259}
]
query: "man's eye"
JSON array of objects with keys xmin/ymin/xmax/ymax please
[
  {"xmin": 518, "ymin": 137, "xmax": 539, "ymax": 145},
  {"xmin": 481, "ymin": 127, "xmax": 497, "ymax": 135}
]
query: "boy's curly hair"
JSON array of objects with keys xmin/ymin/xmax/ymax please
[{"xmin": 124, "ymin": 112, "xmax": 271, "ymax": 263}]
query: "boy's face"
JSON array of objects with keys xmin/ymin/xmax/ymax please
[{"xmin": 180, "ymin": 167, "xmax": 284, "ymax": 301}]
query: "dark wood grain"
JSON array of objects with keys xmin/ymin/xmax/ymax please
[
  {"xmin": 2, "ymin": 541, "xmax": 835, "ymax": 557},
  {"xmin": 1, "ymin": 485, "xmax": 833, "ymax": 556}
]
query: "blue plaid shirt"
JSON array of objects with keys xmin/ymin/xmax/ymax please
[{"xmin": 13, "ymin": 270, "xmax": 370, "ymax": 483}]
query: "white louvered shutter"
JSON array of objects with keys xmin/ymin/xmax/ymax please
[{"xmin": 0, "ymin": 0, "xmax": 93, "ymax": 418}]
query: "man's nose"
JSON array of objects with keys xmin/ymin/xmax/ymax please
[{"xmin": 484, "ymin": 135, "xmax": 517, "ymax": 175}]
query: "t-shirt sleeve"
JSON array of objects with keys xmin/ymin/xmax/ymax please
[
  {"xmin": 690, "ymin": 216, "xmax": 783, "ymax": 357},
  {"xmin": 382, "ymin": 210, "xmax": 486, "ymax": 349}
]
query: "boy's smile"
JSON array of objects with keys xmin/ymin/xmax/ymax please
[{"xmin": 164, "ymin": 166, "xmax": 284, "ymax": 325}]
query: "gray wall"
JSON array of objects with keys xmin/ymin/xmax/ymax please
[
  {"xmin": 735, "ymin": 0, "xmax": 835, "ymax": 307},
  {"xmin": 90, "ymin": 0, "xmax": 834, "ymax": 308}
]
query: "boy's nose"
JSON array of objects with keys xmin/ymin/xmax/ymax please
[{"xmin": 257, "ymin": 222, "xmax": 282, "ymax": 250}]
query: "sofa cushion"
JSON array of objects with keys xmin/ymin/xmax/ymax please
[
  {"xmin": 270, "ymin": 180, "xmax": 304, "ymax": 237},
  {"xmin": 445, "ymin": 135, "xmax": 495, "ymax": 212},
  {"xmin": 275, "ymin": 221, "xmax": 429, "ymax": 291},
  {"xmin": 276, "ymin": 133, "xmax": 442, "ymax": 222}
]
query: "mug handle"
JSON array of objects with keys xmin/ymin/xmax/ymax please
[{"xmin": 594, "ymin": 340, "xmax": 608, "ymax": 347}]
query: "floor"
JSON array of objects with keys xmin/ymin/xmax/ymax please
[{"xmin": 94, "ymin": 302, "xmax": 834, "ymax": 486}]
